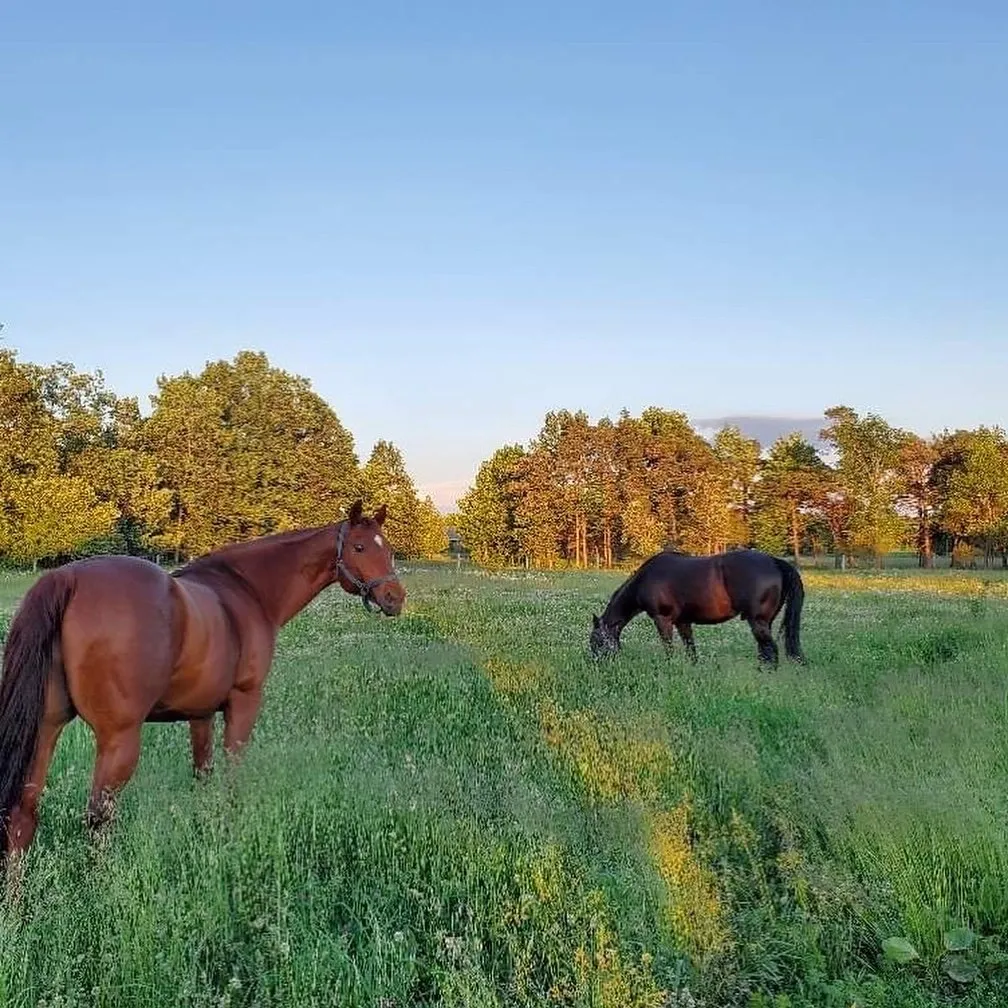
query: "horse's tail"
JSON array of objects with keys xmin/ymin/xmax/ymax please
[
  {"xmin": 0, "ymin": 569, "xmax": 74, "ymax": 849},
  {"xmin": 772, "ymin": 556, "xmax": 806, "ymax": 663}
]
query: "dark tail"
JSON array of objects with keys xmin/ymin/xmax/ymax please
[
  {"xmin": 772, "ymin": 557, "xmax": 805, "ymax": 662},
  {"xmin": 0, "ymin": 569, "xmax": 74, "ymax": 851}
]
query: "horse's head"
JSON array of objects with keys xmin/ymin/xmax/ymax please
[
  {"xmin": 589, "ymin": 613, "xmax": 619, "ymax": 657},
  {"xmin": 334, "ymin": 500, "xmax": 406, "ymax": 616}
]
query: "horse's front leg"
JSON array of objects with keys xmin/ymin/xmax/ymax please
[
  {"xmin": 675, "ymin": 621, "xmax": 698, "ymax": 663},
  {"xmin": 189, "ymin": 716, "xmax": 215, "ymax": 778},
  {"xmin": 222, "ymin": 684, "xmax": 264, "ymax": 761},
  {"xmin": 652, "ymin": 613, "xmax": 679, "ymax": 653}
]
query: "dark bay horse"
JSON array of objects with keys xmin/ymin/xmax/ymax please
[
  {"xmin": 0, "ymin": 500, "xmax": 404, "ymax": 860},
  {"xmin": 589, "ymin": 548, "xmax": 805, "ymax": 666}
]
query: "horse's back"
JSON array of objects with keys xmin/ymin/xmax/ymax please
[
  {"xmin": 638, "ymin": 548, "xmax": 784, "ymax": 622},
  {"xmin": 718, "ymin": 548, "xmax": 781, "ymax": 580},
  {"xmin": 637, "ymin": 551, "xmax": 733, "ymax": 622}
]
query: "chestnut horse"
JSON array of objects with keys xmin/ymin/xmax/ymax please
[
  {"xmin": 0, "ymin": 500, "xmax": 404, "ymax": 859},
  {"xmin": 589, "ymin": 548, "xmax": 805, "ymax": 666}
]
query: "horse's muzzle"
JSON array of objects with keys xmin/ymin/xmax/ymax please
[{"xmin": 374, "ymin": 582, "xmax": 406, "ymax": 616}]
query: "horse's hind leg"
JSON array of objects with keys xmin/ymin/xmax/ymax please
[
  {"xmin": 747, "ymin": 617, "xmax": 779, "ymax": 668},
  {"xmin": 6, "ymin": 669, "xmax": 74, "ymax": 860},
  {"xmin": 7, "ymin": 718, "xmax": 70, "ymax": 860},
  {"xmin": 85, "ymin": 725, "xmax": 142, "ymax": 840}
]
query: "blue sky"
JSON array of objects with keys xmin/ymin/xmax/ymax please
[{"xmin": 4, "ymin": 3, "xmax": 1007, "ymax": 508}]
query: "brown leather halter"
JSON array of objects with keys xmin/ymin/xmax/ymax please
[{"xmin": 334, "ymin": 521, "xmax": 400, "ymax": 611}]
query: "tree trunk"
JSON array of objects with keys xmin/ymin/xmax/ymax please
[
  {"xmin": 790, "ymin": 506, "xmax": 800, "ymax": 564},
  {"xmin": 918, "ymin": 507, "xmax": 933, "ymax": 568}
]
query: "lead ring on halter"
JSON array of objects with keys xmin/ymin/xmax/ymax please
[{"xmin": 334, "ymin": 520, "xmax": 400, "ymax": 611}]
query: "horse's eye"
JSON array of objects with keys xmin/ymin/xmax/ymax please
[{"xmin": 353, "ymin": 543, "xmax": 364, "ymax": 553}]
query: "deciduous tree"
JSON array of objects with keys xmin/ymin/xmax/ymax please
[
  {"xmin": 456, "ymin": 445, "xmax": 526, "ymax": 568},
  {"xmin": 821, "ymin": 406, "xmax": 906, "ymax": 566},
  {"xmin": 146, "ymin": 351, "xmax": 360, "ymax": 557},
  {"xmin": 4, "ymin": 475, "xmax": 118, "ymax": 569},
  {"xmin": 754, "ymin": 433, "xmax": 829, "ymax": 562},
  {"xmin": 416, "ymin": 496, "xmax": 449, "ymax": 558},
  {"xmin": 361, "ymin": 440, "xmax": 424, "ymax": 556},
  {"xmin": 713, "ymin": 425, "xmax": 762, "ymax": 547},
  {"xmin": 937, "ymin": 427, "xmax": 1008, "ymax": 566},
  {"xmin": 896, "ymin": 434, "xmax": 940, "ymax": 567}
]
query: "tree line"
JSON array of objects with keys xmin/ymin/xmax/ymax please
[
  {"xmin": 0, "ymin": 347, "xmax": 447, "ymax": 567},
  {"xmin": 454, "ymin": 406, "xmax": 1008, "ymax": 570},
  {"xmin": 7, "ymin": 343, "xmax": 1005, "ymax": 573}
]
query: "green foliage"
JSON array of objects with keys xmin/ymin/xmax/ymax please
[
  {"xmin": 0, "ymin": 349, "xmax": 59, "ymax": 483},
  {"xmin": 7, "ymin": 341, "xmax": 1008, "ymax": 575},
  {"xmin": 456, "ymin": 445, "xmax": 527, "ymax": 568},
  {"xmin": 451, "ymin": 402, "xmax": 1008, "ymax": 572},
  {"xmin": 146, "ymin": 351, "xmax": 362, "ymax": 556},
  {"xmin": 821, "ymin": 406, "xmax": 908, "ymax": 564},
  {"xmin": 713, "ymin": 425, "xmax": 761, "ymax": 547},
  {"xmin": 939, "ymin": 428, "xmax": 1008, "ymax": 551},
  {"xmin": 416, "ymin": 496, "xmax": 450, "ymax": 558},
  {"xmin": 3, "ymin": 475, "xmax": 118, "ymax": 564},
  {"xmin": 756, "ymin": 433, "xmax": 830, "ymax": 561},
  {"xmin": 361, "ymin": 440, "xmax": 438, "ymax": 558},
  {"xmin": 882, "ymin": 937, "xmax": 919, "ymax": 963},
  {"xmin": 0, "ymin": 347, "xmax": 441, "ymax": 566}
]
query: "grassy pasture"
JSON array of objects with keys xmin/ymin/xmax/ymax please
[{"xmin": 0, "ymin": 564, "xmax": 1006, "ymax": 1007}]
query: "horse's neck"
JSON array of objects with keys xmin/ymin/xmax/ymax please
[
  {"xmin": 603, "ymin": 575, "xmax": 640, "ymax": 632},
  {"xmin": 227, "ymin": 528, "xmax": 336, "ymax": 628}
]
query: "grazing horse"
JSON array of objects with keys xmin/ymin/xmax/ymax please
[
  {"xmin": 589, "ymin": 548, "xmax": 805, "ymax": 666},
  {"xmin": 0, "ymin": 500, "xmax": 404, "ymax": 860}
]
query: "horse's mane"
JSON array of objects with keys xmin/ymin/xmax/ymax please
[
  {"xmin": 172, "ymin": 554, "xmax": 271, "ymax": 617},
  {"xmin": 174, "ymin": 526, "xmax": 324, "ymax": 576},
  {"xmin": 171, "ymin": 527, "xmax": 326, "ymax": 617}
]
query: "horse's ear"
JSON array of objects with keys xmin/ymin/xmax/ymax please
[
  {"xmin": 347, "ymin": 499, "xmax": 364, "ymax": 524},
  {"xmin": 374, "ymin": 504, "xmax": 387, "ymax": 526},
  {"xmin": 591, "ymin": 613, "xmax": 600, "ymax": 628}
]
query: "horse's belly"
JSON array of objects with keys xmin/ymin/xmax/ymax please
[
  {"xmin": 682, "ymin": 579, "xmax": 736, "ymax": 624},
  {"xmin": 685, "ymin": 604, "xmax": 733, "ymax": 620},
  {"xmin": 153, "ymin": 672, "xmax": 231, "ymax": 720}
]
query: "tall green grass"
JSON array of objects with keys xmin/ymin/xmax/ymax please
[{"xmin": 0, "ymin": 565, "xmax": 1005, "ymax": 1006}]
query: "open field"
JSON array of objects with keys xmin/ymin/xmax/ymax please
[{"xmin": 0, "ymin": 564, "xmax": 1006, "ymax": 1007}]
